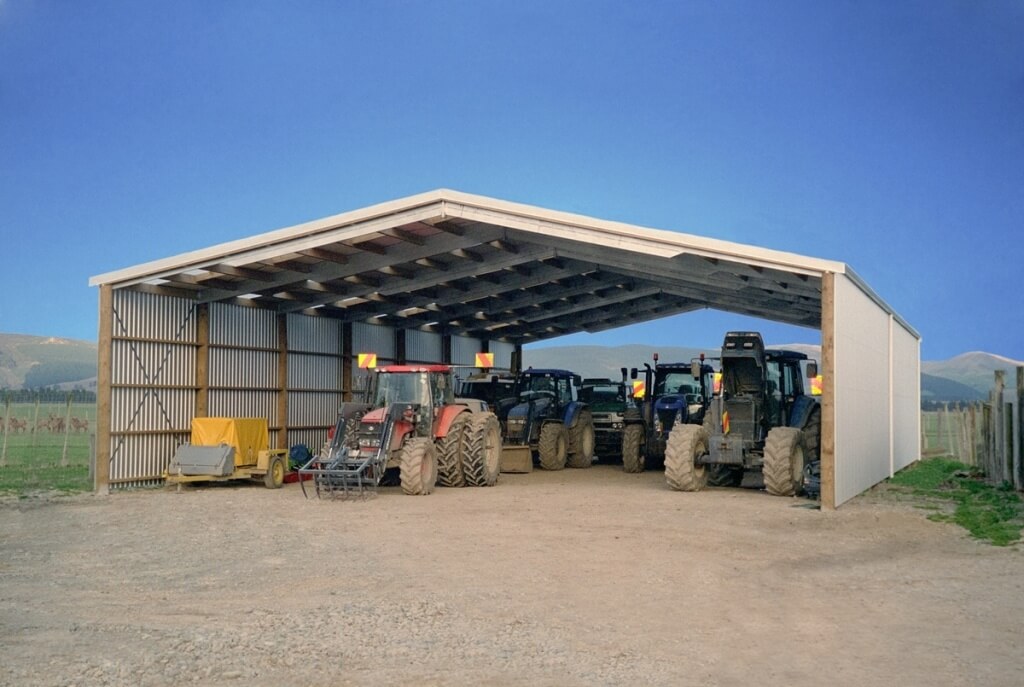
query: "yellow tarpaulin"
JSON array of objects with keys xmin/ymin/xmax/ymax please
[{"xmin": 191, "ymin": 417, "xmax": 269, "ymax": 467}]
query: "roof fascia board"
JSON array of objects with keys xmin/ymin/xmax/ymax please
[
  {"xmin": 441, "ymin": 193, "xmax": 846, "ymax": 277},
  {"xmin": 842, "ymin": 266, "xmax": 921, "ymax": 339},
  {"xmin": 89, "ymin": 191, "xmax": 449, "ymax": 288}
]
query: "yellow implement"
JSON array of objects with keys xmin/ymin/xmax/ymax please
[{"xmin": 164, "ymin": 417, "xmax": 288, "ymax": 488}]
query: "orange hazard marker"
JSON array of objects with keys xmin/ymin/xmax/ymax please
[
  {"xmin": 632, "ymin": 380, "xmax": 646, "ymax": 399},
  {"xmin": 811, "ymin": 374, "xmax": 823, "ymax": 396},
  {"xmin": 357, "ymin": 353, "xmax": 377, "ymax": 369},
  {"xmin": 722, "ymin": 410, "xmax": 730, "ymax": 435},
  {"xmin": 713, "ymin": 372, "xmax": 723, "ymax": 395},
  {"xmin": 475, "ymin": 352, "xmax": 494, "ymax": 368}
]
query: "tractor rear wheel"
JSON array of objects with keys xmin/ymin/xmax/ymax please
[
  {"xmin": 621, "ymin": 424, "xmax": 644, "ymax": 473},
  {"xmin": 538, "ymin": 423, "xmax": 568, "ymax": 470},
  {"xmin": 400, "ymin": 438, "xmax": 438, "ymax": 495},
  {"xmin": 567, "ymin": 410, "xmax": 595, "ymax": 468},
  {"xmin": 763, "ymin": 427, "xmax": 804, "ymax": 496},
  {"xmin": 665, "ymin": 425, "xmax": 709, "ymax": 491},
  {"xmin": 436, "ymin": 412, "xmax": 469, "ymax": 487},
  {"xmin": 801, "ymin": 406, "xmax": 822, "ymax": 464},
  {"xmin": 462, "ymin": 412, "xmax": 502, "ymax": 486},
  {"xmin": 263, "ymin": 454, "xmax": 285, "ymax": 489}
]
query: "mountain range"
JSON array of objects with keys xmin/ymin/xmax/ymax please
[{"xmin": 0, "ymin": 333, "xmax": 1019, "ymax": 403}]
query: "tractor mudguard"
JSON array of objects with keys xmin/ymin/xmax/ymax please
[
  {"xmin": 434, "ymin": 405, "xmax": 471, "ymax": 438},
  {"xmin": 563, "ymin": 401, "xmax": 586, "ymax": 427},
  {"xmin": 788, "ymin": 395, "xmax": 818, "ymax": 429}
]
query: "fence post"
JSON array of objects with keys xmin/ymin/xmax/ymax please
[
  {"xmin": 993, "ymin": 371, "xmax": 1006, "ymax": 483},
  {"xmin": 0, "ymin": 395, "xmax": 9, "ymax": 468},
  {"xmin": 60, "ymin": 394, "xmax": 72, "ymax": 468},
  {"xmin": 1015, "ymin": 367, "xmax": 1023, "ymax": 491},
  {"xmin": 31, "ymin": 395, "xmax": 40, "ymax": 447}
]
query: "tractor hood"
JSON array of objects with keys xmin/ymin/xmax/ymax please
[{"xmin": 508, "ymin": 396, "xmax": 553, "ymax": 420}]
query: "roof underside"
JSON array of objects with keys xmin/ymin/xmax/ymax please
[{"xmin": 90, "ymin": 190, "xmax": 849, "ymax": 345}]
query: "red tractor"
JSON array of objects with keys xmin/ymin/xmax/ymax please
[{"xmin": 299, "ymin": 364, "xmax": 501, "ymax": 497}]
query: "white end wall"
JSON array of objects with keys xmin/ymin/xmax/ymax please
[{"xmin": 832, "ymin": 273, "xmax": 921, "ymax": 505}]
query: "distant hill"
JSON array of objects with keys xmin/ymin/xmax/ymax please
[
  {"xmin": 921, "ymin": 352, "xmax": 1024, "ymax": 395},
  {"xmin": 0, "ymin": 333, "xmax": 97, "ymax": 390}
]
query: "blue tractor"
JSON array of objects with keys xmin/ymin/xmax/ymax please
[
  {"xmin": 622, "ymin": 355, "xmax": 716, "ymax": 473},
  {"xmin": 501, "ymin": 368, "xmax": 596, "ymax": 470}
]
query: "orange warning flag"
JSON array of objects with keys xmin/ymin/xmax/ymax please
[
  {"xmin": 357, "ymin": 353, "xmax": 377, "ymax": 369},
  {"xmin": 632, "ymin": 380, "xmax": 646, "ymax": 399},
  {"xmin": 713, "ymin": 372, "xmax": 723, "ymax": 395},
  {"xmin": 722, "ymin": 410, "xmax": 730, "ymax": 435},
  {"xmin": 811, "ymin": 374, "xmax": 823, "ymax": 396},
  {"xmin": 475, "ymin": 352, "xmax": 495, "ymax": 368}
]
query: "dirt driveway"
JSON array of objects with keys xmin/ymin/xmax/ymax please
[{"xmin": 1, "ymin": 464, "xmax": 1021, "ymax": 687}]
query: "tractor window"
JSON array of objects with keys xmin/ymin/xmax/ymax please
[
  {"xmin": 765, "ymin": 361, "xmax": 783, "ymax": 425},
  {"xmin": 373, "ymin": 372, "xmax": 430, "ymax": 408},
  {"xmin": 655, "ymin": 372, "xmax": 697, "ymax": 397},
  {"xmin": 782, "ymin": 364, "xmax": 802, "ymax": 399}
]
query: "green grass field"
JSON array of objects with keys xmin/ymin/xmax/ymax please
[{"xmin": 0, "ymin": 402, "xmax": 95, "ymax": 493}]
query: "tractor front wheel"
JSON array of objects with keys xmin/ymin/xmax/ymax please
[
  {"xmin": 400, "ymin": 438, "xmax": 438, "ymax": 495},
  {"xmin": 538, "ymin": 423, "xmax": 568, "ymax": 470},
  {"xmin": 665, "ymin": 425, "xmax": 709, "ymax": 491},
  {"xmin": 763, "ymin": 427, "xmax": 804, "ymax": 497},
  {"xmin": 621, "ymin": 424, "xmax": 645, "ymax": 473}
]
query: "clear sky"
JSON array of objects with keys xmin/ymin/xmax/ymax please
[{"xmin": 1, "ymin": 1, "xmax": 1021, "ymax": 361}]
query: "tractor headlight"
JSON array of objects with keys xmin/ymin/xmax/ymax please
[
  {"xmin": 506, "ymin": 418, "xmax": 525, "ymax": 438},
  {"xmin": 612, "ymin": 421, "xmax": 623, "ymax": 430}
]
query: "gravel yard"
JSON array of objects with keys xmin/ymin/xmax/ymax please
[{"xmin": 2, "ymin": 464, "xmax": 1022, "ymax": 687}]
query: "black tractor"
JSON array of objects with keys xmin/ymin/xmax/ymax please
[
  {"xmin": 578, "ymin": 371, "xmax": 635, "ymax": 462},
  {"xmin": 664, "ymin": 331, "xmax": 821, "ymax": 496},
  {"xmin": 622, "ymin": 354, "xmax": 716, "ymax": 473}
]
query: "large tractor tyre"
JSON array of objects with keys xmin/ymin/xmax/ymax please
[
  {"xmin": 621, "ymin": 424, "xmax": 645, "ymax": 473},
  {"xmin": 702, "ymin": 410, "xmax": 715, "ymax": 436},
  {"xmin": 462, "ymin": 412, "xmax": 502, "ymax": 487},
  {"xmin": 665, "ymin": 425, "xmax": 709, "ymax": 492},
  {"xmin": 400, "ymin": 438, "xmax": 438, "ymax": 495},
  {"xmin": 567, "ymin": 411, "xmax": 595, "ymax": 469},
  {"xmin": 436, "ymin": 412, "xmax": 469, "ymax": 487},
  {"xmin": 801, "ymin": 406, "xmax": 822, "ymax": 464},
  {"xmin": 707, "ymin": 464, "xmax": 744, "ymax": 487},
  {"xmin": 763, "ymin": 427, "xmax": 805, "ymax": 497},
  {"xmin": 538, "ymin": 423, "xmax": 568, "ymax": 471},
  {"xmin": 263, "ymin": 454, "xmax": 286, "ymax": 489}
]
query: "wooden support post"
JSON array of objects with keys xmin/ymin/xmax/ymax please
[
  {"xmin": 820, "ymin": 271, "xmax": 836, "ymax": 510},
  {"xmin": 342, "ymin": 322, "xmax": 353, "ymax": 402},
  {"xmin": 195, "ymin": 303, "xmax": 209, "ymax": 418},
  {"xmin": 395, "ymin": 329, "xmax": 406, "ymax": 365},
  {"xmin": 277, "ymin": 314, "xmax": 288, "ymax": 451},
  {"xmin": 512, "ymin": 344, "xmax": 523, "ymax": 375},
  {"xmin": 441, "ymin": 334, "xmax": 452, "ymax": 365},
  {"xmin": 95, "ymin": 284, "xmax": 113, "ymax": 494}
]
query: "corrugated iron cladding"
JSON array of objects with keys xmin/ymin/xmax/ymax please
[
  {"xmin": 112, "ymin": 341, "xmax": 196, "ymax": 386},
  {"xmin": 209, "ymin": 303, "xmax": 278, "ymax": 348},
  {"xmin": 108, "ymin": 433, "xmax": 185, "ymax": 483},
  {"xmin": 452, "ymin": 335, "xmax": 482, "ymax": 365},
  {"xmin": 288, "ymin": 354, "xmax": 341, "ymax": 390},
  {"xmin": 352, "ymin": 322, "xmax": 396, "ymax": 358},
  {"xmin": 111, "ymin": 388, "xmax": 194, "ymax": 433},
  {"xmin": 288, "ymin": 391, "xmax": 343, "ymax": 427},
  {"xmin": 405, "ymin": 330, "xmax": 442, "ymax": 362},
  {"xmin": 209, "ymin": 390, "xmax": 278, "ymax": 424},
  {"xmin": 287, "ymin": 313, "xmax": 341, "ymax": 354},
  {"xmin": 113, "ymin": 291, "xmax": 197, "ymax": 341},
  {"xmin": 490, "ymin": 341, "xmax": 514, "ymax": 369},
  {"xmin": 209, "ymin": 349, "xmax": 278, "ymax": 388}
]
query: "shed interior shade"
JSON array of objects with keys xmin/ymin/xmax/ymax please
[{"xmin": 90, "ymin": 189, "xmax": 910, "ymax": 344}]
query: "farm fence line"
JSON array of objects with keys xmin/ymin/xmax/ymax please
[
  {"xmin": 921, "ymin": 367, "xmax": 1023, "ymax": 491},
  {"xmin": 0, "ymin": 394, "xmax": 96, "ymax": 491}
]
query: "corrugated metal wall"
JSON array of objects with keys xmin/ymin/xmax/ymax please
[
  {"xmin": 832, "ymin": 273, "xmax": 917, "ymax": 505},
  {"xmin": 108, "ymin": 291, "xmax": 197, "ymax": 485},
  {"xmin": 406, "ymin": 330, "xmax": 442, "ymax": 362},
  {"xmin": 287, "ymin": 314, "xmax": 343, "ymax": 456},
  {"xmin": 490, "ymin": 341, "xmax": 515, "ymax": 369},
  {"xmin": 452, "ymin": 335, "xmax": 481, "ymax": 365}
]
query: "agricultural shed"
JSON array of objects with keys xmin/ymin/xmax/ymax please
[{"xmin": 89, "ymin": 189, "xmax": 920, "ymax": 507}]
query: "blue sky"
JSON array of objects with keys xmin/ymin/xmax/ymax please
[{"xmin": 1, "ymin": 1, "xmax": 1021, "ymax": 361}]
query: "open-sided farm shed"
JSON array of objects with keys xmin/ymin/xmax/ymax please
[{"xmin": 89, "ymin": 189, "xmax": 920, "ymax": 507}]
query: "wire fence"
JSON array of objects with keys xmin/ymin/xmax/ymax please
[{"xmin": 0, "ymin": 398, "xmax": 95, "ymax": 492}]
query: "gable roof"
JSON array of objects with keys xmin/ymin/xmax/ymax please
[{"xmin": 89, "ymin": 189, "xmax": 914, "ymax": 343}]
